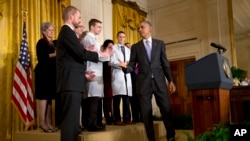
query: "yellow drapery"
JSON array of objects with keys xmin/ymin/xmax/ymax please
[
  {"xmin": 0, "ymin": 0, "xmax": 70, "ymax": 141},
  {"xmin": 112, "ymin": 0, "xmax": 147, "ymax": 44}
]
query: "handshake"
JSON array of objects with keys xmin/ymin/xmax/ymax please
[{"xmin": 118, "ymin": 59, "xmax": 128, "ymax": 69}]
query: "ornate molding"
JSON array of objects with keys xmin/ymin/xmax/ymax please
[
  {"xmin": 58, "ymin": 0, "xmax": 70, "ymax": 8},
  {"xmin": 112, "ymin": 0, "xmax": 147, "ymax": 16},
  {"xmin": 0, "ymin": 0, "xmax": 7, "ymax": 21}
]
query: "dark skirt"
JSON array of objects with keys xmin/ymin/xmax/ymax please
[{"xmin": 34, "ymin": 64, "xmax": 56, "ymax": 100}]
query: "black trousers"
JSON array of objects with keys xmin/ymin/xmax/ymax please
[
  {"xmin": 55, "ymin": 92, "xmax": 62, "ymax": 128},
  {"xmin": 130, "ymin": 75, "xmax": 142, "ymax": 122},
  {"xmin": 113, "ymin": 95, "xmax": 131, "ymax": 122},
  {"xmin": 60, "ymin": 91, "xmax": 82, "ymax": 141},
  {"xmin": 85, "ymin": 97, "xmax": 102, "ymax": 128},
  {"xmin": 81, "ymin": 98, "xmax": 88, "ymax": 128},
  {"xmin": 97, "ymin": 98, "xmax": 103, "ymax": 126},
  {"xmin": 139, "ymin": 79, "xmax": 175, "ymax": 141},
  {"xmin": 130, "ymin": 95, "xmax": 142, "ymax": 122},
  {"xmin": 103, "ymin": 97, "xmax": 113, "ymax": 123}
]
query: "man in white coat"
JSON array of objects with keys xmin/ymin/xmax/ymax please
[
  {"xmin": 82, "ymin": 19, "xmax": 109, "ymax": 131},
  {"xmin": 110, "ymin": 31, "xmax": 134, "ymax": 125}
]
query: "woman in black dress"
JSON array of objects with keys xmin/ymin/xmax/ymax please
[
  {"xmin": 34, "ymin": 22, "xmax": 56, "ymax": 132},
  {"xmin": 102, "ymin": 39, "xmax": 114, "ymax": 125}
]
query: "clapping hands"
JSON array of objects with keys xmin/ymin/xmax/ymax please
[
  {"xmin": 86, "ymin": 44, "xmax": 114, "ymax": 58},
  {"xmin": 99, "ymin": 46, "xmax": 114, "ymax": 58},
  {"xmin": 86, "ymin": 44, "xmax": 96, "ymax": 52},
  {"xmin": 85, "ymin": 70, "xmax": 95, "ymax": 80}
]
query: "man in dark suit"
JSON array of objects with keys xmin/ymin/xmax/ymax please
[
  {"xmin": 56, "ymin": 6, "xmax": 112, "ymax": 141},
  {"xmin": 122, "ymin": 20, "xmax": 176, "ymax": 141}
]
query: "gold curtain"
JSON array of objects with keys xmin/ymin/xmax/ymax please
[
  {"xmin": 0, "ymin": 0, "xmax": 70, "ymax": 141},
  {"xmin": 112, "ymin": 0, "xmax": 146, "ymax": 44}
]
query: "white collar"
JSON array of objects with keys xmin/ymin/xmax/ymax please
[
  {"xmin": 143, "ymin": 37, "xmax": 152, "ymax": 43},
  {"xmin": 87, "ymin": 32, "xmax": 96, "ymax": 38},
  {"xmin": 65, "ymin": 24, "xmax": 74, "ymax": 30},
  {"xmin": 118, "ymin": 43, "xmax": 124, "ymax": 47}
]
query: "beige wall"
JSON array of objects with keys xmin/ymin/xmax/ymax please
[
  {"xmin": 235, "ymin": 37, "xmax": 250, "ymax": 77},
  {"xmin": 148, "ymin": 0, "xmax": 232, "ymax": 63},
  {"xmin": 71, "ymin": 0, "xmax": 113, "ymax": 44}
]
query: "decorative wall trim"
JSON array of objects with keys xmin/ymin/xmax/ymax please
[
  {"xmin": 112, "ymin": 0, "xmax": 147, "ymax": 16},
  {"xmin": 165, "ymin": 37, "xmax": 199, "ymax": 45}
]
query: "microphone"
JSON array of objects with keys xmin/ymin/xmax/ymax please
[{"xmin": 210, "ymin": 42, "xmax": 227, "ymax": 54}]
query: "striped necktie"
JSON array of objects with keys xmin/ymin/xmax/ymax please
[{"xmin": 121, "ymin": 46, "xmax": 126, "ymax": 61}]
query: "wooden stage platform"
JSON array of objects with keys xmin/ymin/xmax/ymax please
[{"xmin": 14, "ymin": 121, "xmax": 194, "ymax": 141}]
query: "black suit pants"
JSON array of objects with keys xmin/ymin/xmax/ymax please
[
  {"xmin": 86, "ymin": 97, "xmax": 101, "ymax": 128},
  {"xmin": 138, "ymin": 79, "xmax": 175, "ymax": 141},
  {"xmin": 81, "ymin": 98, "xmax": 88, "ymax": 128},
  {"xmin": 55, "ymin": 92, "xmax": 62, "ymax": 128},
  {"xmin": 103, "ymin": 97, "xmax": 113, "ymax": 123},
  {"xmin": 130, "ymin": 75, "xmax": 142, "ymax": 122},
  {"xmin": 60, "ymin": 91, "xmax": 82, "ymax": 141},
  {"xmin": 113, "ymin": 95, "xmax": 131, "ymax": 122}
]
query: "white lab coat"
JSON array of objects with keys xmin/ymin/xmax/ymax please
[
  {"xmin": 82, "ymin": 32, "xmax": 109, "ymax": 98},
  {"xmin": 110, "ymin": 44, "xmax": 132, "ymax": 96}
]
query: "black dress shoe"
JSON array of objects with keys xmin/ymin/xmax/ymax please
[
  {"xmin": 106, "ymin": 121, "xmax": 113, "ymax": 125},
  {"xmin": 78, "ymin": 127, "xmax": 83, "ymax": 134},
  {"xmin": 97, "ymin": 123, "xmax": 106, "ymax": 128},
  {"xmin": 87, "ymin": 126, "xmax": 105, "ymax": 132},
  {"xmin": 123, "ymin": 120, "xmax": 136, "ymax": 125},
  {"xmin": 114, "ymin": 121, "xmax": 125, "ymax": 126},
  {"xmin": 105, "ymin": 118, "xmax": 114, "ymax": 125}
]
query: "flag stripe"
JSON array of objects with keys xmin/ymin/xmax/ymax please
[
  {"xmin": 13, "ymin": 66, "xmax": 27, "ymax": 101},
  {"xmin": 11, "ymin": 94, "xmax": 26, "ymax": 121},
  {"xmin": 12, "ymin": 82, "xmax": 27, "ymax": 112},
  {"xmin": 14, "ymin": 67, "xmax": 27, "ymax": 95},
  {"xmin": 13, "ymin": 83, "xmax": 27, "ymax": 109}
]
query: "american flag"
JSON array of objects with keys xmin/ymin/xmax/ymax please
[{"xmin": 11, "ymin": 22, "xmax": 35, "ymax": 130}]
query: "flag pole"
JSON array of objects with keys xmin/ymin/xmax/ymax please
[{"xmin": 21, "ymin": 9, "xmax": 28, "ymax": 131}]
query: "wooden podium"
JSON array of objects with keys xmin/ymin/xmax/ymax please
[{"xmin": 185, "ymin": 53, "xmax": 233, "ymax": 137}]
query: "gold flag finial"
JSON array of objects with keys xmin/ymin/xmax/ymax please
[{"xmin": 21, "ymin": 9, "xmax": 28, "ymax": 21}]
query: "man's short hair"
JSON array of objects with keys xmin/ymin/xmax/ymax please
[
  {"xmin": 140, "ymin": 20, "xmax": 152, "ymax": 27},
  {"xmin": 88, "ymin": 19, "xmax": 102, "ymax": 30},
  {"xmin": 117, "ymin": 31, "xmax": 125, "ymax": 36},
  {"xmin": 62, "ymin": 6, "xmax": 79, "ymax": 21}
]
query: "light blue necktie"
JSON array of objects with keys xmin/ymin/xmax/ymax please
[{"xmin": 145, "ymin": 40, "xmax": 151, "ymax": 60}]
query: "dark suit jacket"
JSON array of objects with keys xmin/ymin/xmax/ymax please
[
  {"xmin": 127, "ymin": 38, "xmax": 173, "ymax": 95},
  {"xmin": 56, "ymin": 25, "xmax": 99, "ymax": 93}
]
